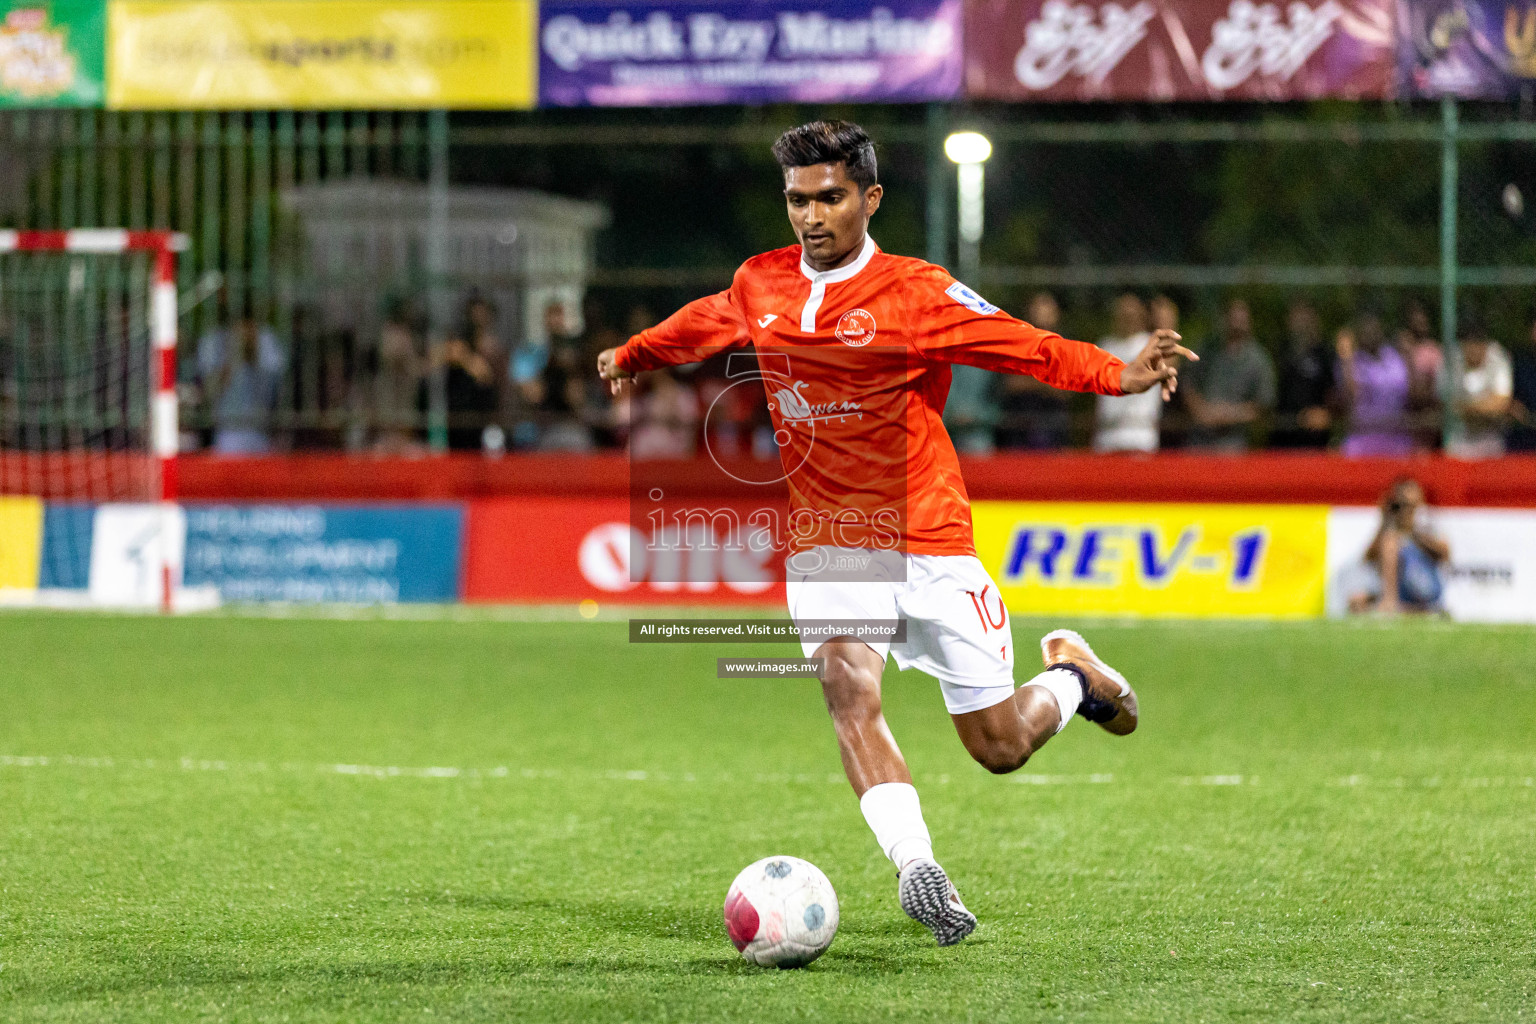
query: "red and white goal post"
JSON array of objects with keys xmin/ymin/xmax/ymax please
[{"xmin": 0, "ymin": 229, "xmax": 190, "ymax": 611}]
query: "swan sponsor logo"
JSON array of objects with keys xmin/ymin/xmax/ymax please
[{"xmin": 769, "ymin": 380, "xmax": 863, "ymax": 425}]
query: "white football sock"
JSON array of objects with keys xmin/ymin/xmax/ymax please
[
  {"xmin": 1023, "ymin": 667, "xmax": 1084, "ymax": 734},
  {"xmin": 859, "ymin": 782, "xmax": 934, "ymax": 871}
]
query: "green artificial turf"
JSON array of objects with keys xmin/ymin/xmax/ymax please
[{"xmin": 1, "ymin": 611, "xmax": 1533, "ymax": 1022}]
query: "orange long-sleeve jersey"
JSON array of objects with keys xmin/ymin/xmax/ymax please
[{"xmin": 615, "ymin": 237, "xmax": 1127, "ymax": 557}]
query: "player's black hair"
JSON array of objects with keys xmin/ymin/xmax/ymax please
[{"xmin": 772, "ymin": 121, "xmax": 878, "ymax": 192}]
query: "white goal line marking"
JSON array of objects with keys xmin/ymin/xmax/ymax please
[{"xmin": 1, "ymin": 755, "xmax": 1532, "ymax": 791}]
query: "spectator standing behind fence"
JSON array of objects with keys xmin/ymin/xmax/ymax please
[
  {"xmin": 1337, "ymin": 309, "xmax": 1413, "ymax": 458},
  {"xmin": 435, "ymin": 293, "xmax": 505, "ymax": 451},
  {"xmin": 996, "ymin": 291, "xmax": 1073, "ymax": 449},
  {"xmin": 532, "ymin": 306, "xmax": 596, "ymax": 453},
  {"xmin": 1181, "ymin": 298, "xmax": 1276, "ymax": 452},
  {"xmin": 1445, "ymin": 312, "xmax": 1513, "ymax": 459},
  {"xmin": 629, "ymin": 369, "xmax": 699, "ymax": 460},
  {"xmin": 1398, "ymin": 300, "xmax": 1444, "ymax": 451},
  {"xmin": 1398, "ymin": 300, "xmax": 1444, "ymax": 393},
  {"xmin": 195, "ymin": 312, "xmax": 286, "ymax": 456},
  {"xmin": 1345, "ymin": 478, "xmax": 1449, "ymax": 616},
  {"xmin": 1272, "ymin": 299, "xmax": 1335, "ymax": 448},
  {"xmin": 1092, "ymin": 293, "xmax": 1157, "ymax": 452},
  {"xmin": 1510, "ymin": 311, "xmax": 1536, "ymax": 452},
  {"xmin": 371, "ymin": 297, "xmax": 424, "ymax": 455},
  {"xmin": 576, "ymin": 298, "xmax": 627, "ymax": 449},
  {"xmin": 1149, "ymin": 295, "xmax": 1179, "ymax": 353}
]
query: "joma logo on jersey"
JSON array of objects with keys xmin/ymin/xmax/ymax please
[
  {"xmin": 1002, "ymin": 525, "xmax": 1268, "ymax": 587},
  {"xmin": 769, "ymin": 380, "xmax": 863, "ymax": 425},
  {"xmin": 835, "ymin": 309, "xmax": 876, "ymax": 347}
]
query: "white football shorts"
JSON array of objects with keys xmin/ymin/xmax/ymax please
[{"xmin": 785, "ymin": 547, "xmax": 1017, "ymax": 715}]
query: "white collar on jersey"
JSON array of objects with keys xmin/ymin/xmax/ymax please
[{"xmin": 799, "ymin": 234, "xmax": 878, "ymax": 284}]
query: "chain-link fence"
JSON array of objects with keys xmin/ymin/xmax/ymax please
[{"xmin": 0, "ymin": 104, "xmax": 1531, "ymax": 453}]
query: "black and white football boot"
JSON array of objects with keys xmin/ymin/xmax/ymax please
[{"xmin": 897, "ymin": 858, "xmax": 977, "ymax": 947}]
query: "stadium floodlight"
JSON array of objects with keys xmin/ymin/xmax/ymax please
[
  {"xmin": 943, "ymin": 131, "xmax": 992, "ymax": 166},
  {"xmin": 944, "ymin": 132, "xmax": 991, "ymax": 282}
]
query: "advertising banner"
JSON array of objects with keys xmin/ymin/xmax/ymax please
[
  {"xmin": 183, "ymin": 504, "xmax": 463, "ymax": 603},
  {"xmin": 87, "ymin": 503, "xmax": 185, "ymax": 606},
  {"xmin": 0, "ymin": 1, "xmax": 105, "ymax": 107},
  {"xmin": 1397, "ymin": 0, "xmax": 1536, "ymax": 97},
  {"xmin": 963, "ymin": 0, "xmax": 1394, "ymax": 100},
  {"xmin": 538, "ymin": 0, "xmax": 962, "ymax": 107},
  {"xmin": 970, "ymin": 501, "xmax": 1330, "ymax": 618},
  {"xmin": 464, "ymin": 496, "xmax": 785, "ymax": 604},
  {"xmin": 1326, "ymin": 506, "xmax": 1536, "ymax": 623},
  {"xmin": 0, "ymin": 495, "xmax": 43, "ymax": 591},
  {"xmin": 107, "ymin": 0, "xmax": 536, "ymax": 109}
]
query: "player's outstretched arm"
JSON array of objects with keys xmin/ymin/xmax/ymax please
[
  {"xmin": 1118, "ymin": 329, "xmax": 1199, "ymax": 401},
  {"xmin": 914, "ymin": 266, "xmax": 1184, "ymax": 397},
  {"xmin": 595, "ymin": 285, "xmax": 750, "ymax": 395}
]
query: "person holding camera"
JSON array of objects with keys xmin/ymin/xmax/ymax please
[{"xmin": 1347, "ymin": 478, "xmax": 1450, "ymax": 615}]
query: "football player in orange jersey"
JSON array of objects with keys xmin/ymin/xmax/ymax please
[{"xmin": 598, "ymin": 121, "xmax": 1194, "ymax": 946}]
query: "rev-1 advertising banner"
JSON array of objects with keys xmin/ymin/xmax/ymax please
[
  {"xmin": 538, "ymin": 0, "xmax": 962, "ymax": 107},
  {"xmin": 970, "ymin": 501, "xmax": 1330, "ymax": 618},
  {"xmin": 1397, "ymin": 0, "xmax": 1536, "ymax": 97},
  {"xmin": 963, "ymin": 0, "xmax": 1394, "ymax": 100}
]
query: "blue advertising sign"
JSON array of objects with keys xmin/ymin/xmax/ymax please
[
  {"xmin": 538, "ymin": 0, "xmax": 962, "ymax": 106},
  {"xmin": 1398, "ymin": 0, "xmax": 1536, "ymax": 97},
  {"xmin": 183, "ymin": 504, "xmax": 463, "ymax": 603}
]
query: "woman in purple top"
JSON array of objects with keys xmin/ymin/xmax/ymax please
[{"xmin": 1337, "ymin": 310, "xmax": 1414, "ymax": 457}]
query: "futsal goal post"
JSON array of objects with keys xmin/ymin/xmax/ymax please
[{"xmin": 0, "ymin": 230, "xmax": 188, "ymax": 611}]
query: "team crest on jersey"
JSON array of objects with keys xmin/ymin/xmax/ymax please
[
  {"xmin": 835, "ymin": 309, "xmax": 877, "ymax": 347},
  {"xmin": 946, "ymin": 281, "xmax": 999, "ymax": 316}
]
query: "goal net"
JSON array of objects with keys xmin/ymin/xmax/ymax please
[{"xmin": 0, "ymin": 230, "xmax": 184, "ymax": 609}]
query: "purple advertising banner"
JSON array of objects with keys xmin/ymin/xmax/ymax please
[
  {"xmin": 965, "ymin": 0, "xmax": 1395, "ymax": 101},
  {"xmin": 1398, "ymin": 0, "xmax": 1536, "ymax": 97},
  {"xmin": 538, "ymin": 0, "xmax": 962, "ymax": 107}
]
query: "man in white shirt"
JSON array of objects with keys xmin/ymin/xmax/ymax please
[
  {"xmin": 1447, "ymin": 315, "xmax": 1513, "ymax": 459},
  {"xmin": 1093, "ymin": 293, "xmax": 1158, "ymax": 452}
]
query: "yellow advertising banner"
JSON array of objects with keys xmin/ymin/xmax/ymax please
[
  {"xmin": 0, "ymin": 496, "xmax": 44, "ymax": 591},
  {"xmin": 971, "ymin": 501, "xmax": 1329, "ymax": 619},
  {"xmin": 107, "ymin": 0, "xmax": 536, "ymax": 109}
]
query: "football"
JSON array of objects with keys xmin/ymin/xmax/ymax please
[{"xmin": 723, "ymin": 856, "xmax": 840, "ymax": 968}]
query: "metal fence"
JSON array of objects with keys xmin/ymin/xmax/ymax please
[{"xmin": 0, "ymin": 103, "xmax": 1531, "ymax": 451}]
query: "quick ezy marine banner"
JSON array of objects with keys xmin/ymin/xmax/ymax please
[{"xmin": 538, "ymin": 0, "xmax": 963, "ymax": 107}]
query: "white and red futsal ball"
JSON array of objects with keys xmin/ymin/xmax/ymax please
[{"xmin": 723, "ymin": 856, "xmax": 839, "ymax": 968}]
